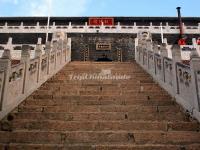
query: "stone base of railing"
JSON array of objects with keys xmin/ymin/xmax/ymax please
[
  {"xmin": 0, "ymin": 34, "xmax": 71, "ymax": 120},
  {"xmin": 135, "ymin": 32, "xmax": 200, "ymax": 122}
]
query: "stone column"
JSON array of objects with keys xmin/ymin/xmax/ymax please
[
  {"xmin": 160, "ymin": 43, "xmax": 168, "ymax": 58},
  {"xmin": 35, "ymin": 40, "xmax": 43, "ymax": 83},
  {"xmin": 68, "ymin": 22, "xmax": 72, "ymax": 30},
  {"xmin": 152, "ymin": 41, "xmax": 159, "ymax": 54},
  {"xmin": 20, "ymin": 22, "xmax": 24, "ymax": 30},
  {"xmin": 166, "ymin": 22, "xmax": 169, "ymax": 30},
  {"xmin": 117, "ymin": 22, "xmax": 121, "ymax": 30},
  {"xmin": 4, "ymin": 22, "xmax": 8, "ymax": 29},
  {"xmin": 134, "ymin": 38, "xmax": 139, "ymax": 62},
  {"xmin": 172, "ymin": 44, "xmax": 182, "ymax": 94},
  {"xmin": 67, "ymin": 38, "xmax": 72, "ymax": 62},
  {"xmin": 190, "ymin": 51, "xmax": 200, "ymax": 112},
  {"xmin": 160, "ymin": 43, "xmax": 168, "ymax": 81},
  {"xmin": 21, "ymin": 45, "xmax": 31, "ymax": 94},
  {"xmin": 150, "ymin": 22, "xmax": 153, "ymax": 27},
  {"xmin": 146, "ymin": 40, "xmax": 152, "ymax": 69},
  {"xmin": 36, "ymin": 22, "xmax": 40, "ymax": 30},
  {"xmin": 63, "ymin": 38, "xmax": 68, "ymax": 62},
  {"xmin": 5, "ymin": 38, "xmax": 13, "ymax": 54},
  {"xmin": 192, "ymin": 38, "xmax": 198, "ymax": 53},
  {"xmin": 45, "ymin": 41, "xmax": 52, "ymax": 75},
  {"xmin": 52, "ymin": 22, "xmax": 56, "ymax": 30},
  {"xmin": 0, "ymin": 49, "xmax": 11, "ymax": 110}
]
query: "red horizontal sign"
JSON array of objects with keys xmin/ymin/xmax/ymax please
[{"xmin": 89, "ymin": 18, "xmax": 114, "ymax": 26}]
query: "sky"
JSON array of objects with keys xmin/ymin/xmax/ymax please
[{"xmin": 0, "ymin": 0, "xmax": 199, "ymax": 17}]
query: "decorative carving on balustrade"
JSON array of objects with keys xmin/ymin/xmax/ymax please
[
  {"xmin": 138, "ymin": 47, "xmax": 143, "ymax": 62},
  {"xmin": 196, "ymin": 71, "xmax": 200, "ymax": 102},
  {"xmin": 50, "ymin": 54, "xmax": 55, "ymax": 63},
  {"xmin": 163, "ymin": 57, "xmax": 173, "ymax": 86},
  {"xmin": 41, "ymin": 57, "xmax": 47, "ymax": 71},
  {"xmin": 9, "ymin": 67, "xmax": 23, "ymax": 82},
  {"xmin": 147, "ymin": 51, "xmax": 154, "ymax": 70},
  {"xmin": 29, "ymin": 61, "xmax": 38, "ymax": 75},
  {"xmin": 177, "ymin": 63, "xmax": 191, "ymax": 87},
  {"xmin": 0, "ymin": 72, "xmax": 4, "ymax": 108},
  {"xmin": 155, "ymin": 54, "xmax": 162, "ymax": 71},
  {"xmin": 57, "ymin": 51, "xmax": 61, "ymax": 57},
  {"xmin": 143, "ymin": 50, "xmax": 147, "ymax": 66},
  {"xmin": 164, "ymin": 59, "xmax": 173, "ymax": 71}
]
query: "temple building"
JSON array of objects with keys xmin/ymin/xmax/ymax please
[{"xmin": 0, "ymin": 14, "xmax": 200, "ymax": 149}]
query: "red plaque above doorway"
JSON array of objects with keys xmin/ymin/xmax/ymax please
[{"xmin": 89, "ymin": 17, "xmax": 114, "ymax": 26}]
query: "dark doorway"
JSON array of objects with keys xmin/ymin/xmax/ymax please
[{"xmin": 96, "ymin": 54, "xmax": 112, "ymax": 62}]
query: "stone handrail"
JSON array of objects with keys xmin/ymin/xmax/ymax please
[
  {"xmin": 135, "ymin": 37, "xmax": 200, "ymax": 122},
  {"xmin": 0, "ymin": 34, "xmax": 71, "ymax": 119},
  {"xmin": 0, "ymin": 23, "xmax": 200, "ymax": 34}
]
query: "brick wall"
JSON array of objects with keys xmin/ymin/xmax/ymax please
[{"xmin": 69, "ymin": 33, "xmax": 136, "ymax": 62}]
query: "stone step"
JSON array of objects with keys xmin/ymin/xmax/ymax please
[
  {"xmin": 1, "ymin": 143, "xmax": 200, "ymax": 150},
  {"xmin": 0, "ymin": 131, "xmax": 200, "ymax": 145},
  {"xmin": 1, "ymin": 61, "xmax": 199, "ymax": 148},
  {"xmin": 32, "ymin": 91, "xmax": 167, "ymax": 98},
  {"xmin": 16, "ymin": 105, "xmax": 181, "ymax": 113},
  {"xmin": 10, "ymin": 111, "xmax": 188, "ymax": 122},
  {"xmin": 22, "ymin": 98, "xmax": 174, "ymax": 107},
  {"xmin": 41, "ymin": 82, "xmax": 161, "ymax": 91},
  {"xmin": 5, "ymin": 120, "xmax": 199, "ymax": 132},
  {"xmin": 29, "ymin": 95, "xmax": 172, "ymax": 102},
  {"xmin": 32, "ymin": 92, "xmax": 170, "ymax": 99},
  {"xmin": 33, "ymin": 86, "xmax": 165, "ymax": 94}
]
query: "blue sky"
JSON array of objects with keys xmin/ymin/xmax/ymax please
[{"xmin": 0, "ymin": 0, "xmax": 199, "ymax": 17}]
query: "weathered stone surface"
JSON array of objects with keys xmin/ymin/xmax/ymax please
[{"xmin": 0, "ymin": 62, "xmax": 200, "ymax": 148}]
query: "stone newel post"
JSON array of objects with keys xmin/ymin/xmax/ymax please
[
  {"xmin": 0, "ymin": 50, "xmax": 11, "ymax": 110},
  {"xmin": 160, "ymin": 43, "xmax": 168, "ymax": 58},
  {"xmin": 35, "ymin": 39, "xmax": 43, "ymax": 82},
  {"xmin": 172, "ymin": 44, "xmax": 182, "ymax": 94},
  {"xmin": 63, "ymin": 38, "xmax": 68, "ymax": 62},
  {"xmin": 21, "ymin": 45, "xmax": 31, "ymax": 94},
  {"xmin": 152, "ymin": 41, "xmax": 159, "ymax": 54},
  {"xmin": 45, "ymin": 41, "xmax": 51, "ymax": 74},
  {"xmin": 159, "ymin": 43, "xmax": 168, "ymax": 81},
  {"xmin": 146, "ymin": 40, "xmax": 152, "ymax": 70},
  {"xmin": 190, "ymin": 51, "xmax": 200, "ymax": 112}
]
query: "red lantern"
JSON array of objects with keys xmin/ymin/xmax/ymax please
[
  {"xmin": 197, "ymin": 39, "xmax": 200, "ymax": 45},
  {"xmin": 178, "ymin": 38, "xmax": 186, "ymax": 45}
]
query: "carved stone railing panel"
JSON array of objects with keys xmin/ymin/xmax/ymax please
[
  {"xmin": 135, "ymin": 33, "xmax": 200, "ymax": 122},
  {"xmin": 0, "ymin": 24, "xmax": 199, "ymax": 34},
  {"xmin": 154, "ymin": 54, "xmax": 163, "ymax": 81},
  {"xmin": 195, "ymin": 70, "xmax": 200, "ymax": 109},
  {"xmin": 56, "ymin": 50, "xmax": 62, "ymax": 68},
  {"xmin": 143, "ymin": 50, "xmax": 148, "ymax": 67},
  {"xmin": 138, "ymin": 48, "xmax": 143, "ymax": 63},
  {"xmin": 0, "ymin": 72, "xmax": 5, "ymax": 110},
  {"xmin": 49, "ymin": 51, "xmax": 56, "ymax": 74},
  {"xmin": 147, "ymin": 51, "xmax": 155, "ymax": 74},
  {"xmin": 163, "ymin": 57, "xmax": 173, "ymax": 87},
  {"xmin": 27, "ymin": 58, "xmax": 40, "ymax": 92},
  {"xmin": 176, "ymin": 63, "xmax": 194, "ymax": 108},
  {"xmin": 6, "ymin": 63, "xmax": 25, "ymax": 108},
  {"xmin": 39, "ymin": 55, "xmax": 48, "ymax": 82},
  {"xmin": 0, "ymin": 33, "xmax": 72, "ymax": 119}
]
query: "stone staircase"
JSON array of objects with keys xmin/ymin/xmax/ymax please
[{"xmin": 0, "ymin": 61, "xmax": 200, "ymax": 150}]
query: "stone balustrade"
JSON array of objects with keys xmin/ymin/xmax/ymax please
[
  {"xmin": 0, "ymin": 38, "xmax": 46, "ymax": 60},
  {"xmin": 0, "ymin": 32, "xmax": 71, "ymax": 119},
  {"xmin": 135, "ymin": 32, "xmax": 200, "ymax": 122},
  {"xmin": 0, "ymin": 21, "xmax": 200, "ymax": 34}
]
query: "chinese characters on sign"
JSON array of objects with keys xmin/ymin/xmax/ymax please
[
  {"xmin": 89, "ymin": 18, "xmax": 114, "ymax": 26},
  {"xmin": 96, "ymin": 42, "xmax": 112, "ymax": 50}
]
